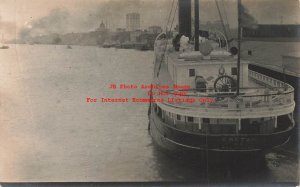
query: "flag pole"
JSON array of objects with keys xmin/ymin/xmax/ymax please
[{"xmin": 236, "ymin": 0, "xmax": 241, "ymax": 95}]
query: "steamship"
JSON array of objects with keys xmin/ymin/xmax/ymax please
[{"xmin": 148, "ymin": 0, "xmax": 295, "ymax": 153}]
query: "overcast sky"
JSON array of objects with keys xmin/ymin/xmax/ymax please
[{"xmin": 0, "ymin": 0, "xmax": 299, "ymax": 40}]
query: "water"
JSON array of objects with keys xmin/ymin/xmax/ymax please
[{"xmin": 0, "ymin": 45, "xmax": 298, "ymax": 183}]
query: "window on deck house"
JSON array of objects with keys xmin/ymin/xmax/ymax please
[
  {"xmin": 189, "ymin": 69, "xmax": 195, "ymax": 77},
  {"xmin": 231, "ymin": 67, "xmax": 237, "ymax": 75},
  {"xmin": 203, "ymin": 118, "xmax": 210, "ymax": 123},
  {"xmin": 187, "ymin": 116, "xmax": 194, "ymax": 122}
]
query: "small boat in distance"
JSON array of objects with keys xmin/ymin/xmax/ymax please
[
  {"xmin": 103, "ymin": 41, "xmax": 115, "ymax": 48},
  {"xmin": 134, "ymin": 42, "xmax": 151, "ymax": 51},
  {"xmin": 0, "ymin": 34, "xmax": 9, "ymax": 49},
  {"xmin": 67, "ymin": 45, "xmax": 72, "ymax": 49},
  {"xmin": 0, "ymin": 45, "xmax": 9, "ymax": 49}
]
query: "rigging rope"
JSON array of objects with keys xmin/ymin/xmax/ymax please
[
  {"xmin": 165, "ymin": 0, "xmax": 176, "ymax": 33},
  {"xmin": 149, "ymin": 0, "xmax": 177, "ymax": 123},
  {"xmin": 156, "ymin": 1, "xmax": 178, "ymax": 78},
  {"xmin": 215, "ymin": 0, "xmax": 229, "ymax": 41},
  {"xmin": 221, "ymin": 0, "xmax": 233, "ymax": 40}
]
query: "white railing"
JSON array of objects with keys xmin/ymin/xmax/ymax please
[
  {"xmin": 153, "ymin": 71, "xmax": 294, "ymax": 110},
  {"xmin": 248, "ymin": 70, "xmax": 291, "ymax": 90}
]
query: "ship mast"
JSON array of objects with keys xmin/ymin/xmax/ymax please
[
  {"xmin": 236, "ymin": 0, "xmax": 241, "ymax": 95},
  {"xmin": 194, "ymin": 0, "xmax": 199, "ymax": 51}
]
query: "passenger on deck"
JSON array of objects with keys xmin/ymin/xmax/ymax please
[
  {"xmin": 179, "ymin": 35, "xmax": 190, "ymax": 52},
  {"xmin": 172, "ymin": 34, "xmax": 182, "ymax": 51}
]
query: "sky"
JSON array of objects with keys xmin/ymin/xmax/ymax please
[{"xmin": 0, "ymin": 0, "xmax": 299, "ymax": 40}]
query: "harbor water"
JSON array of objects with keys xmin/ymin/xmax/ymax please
[{"xmin": 0, "ymin": 45, "xmax": 298, "ymax": 183}]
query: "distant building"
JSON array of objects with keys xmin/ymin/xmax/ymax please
[
  {"xmin": 126, "ymin": 13, "xmax": 140, "ymax": 31},
  {"xmin": 96, "ymin": 21, "xmax": 108, "ymax": 32},
  {"xmin": 130, "ymin": 30, "xmax": 143, "ymax": 42},
  {"xmin": 242, "ymin": 24, "xmax": 300, "ymax": 38},
  {"xmin": 148, "ymin": 26, "xmax": 163, "ymax": 34},
  {"xmin": 199, "ymin": 21, "xmax": 230, "ymax": 33},
  {"xmin": 116, "ymin": 28, "xmax": 126, "ymax": 32}
]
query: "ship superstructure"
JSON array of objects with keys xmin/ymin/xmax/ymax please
[{"xmin": 148, "ymin": 0, "xmax": 295, "ymax": 153}]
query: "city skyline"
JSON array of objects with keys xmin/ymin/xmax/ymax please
[{"xmin": 0, "ymin": 0, "xmax": 299, "ymax": 40}]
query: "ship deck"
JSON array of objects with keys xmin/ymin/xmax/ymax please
[
  {"xmin": 156, "ymin": 52, "xmax": 265, "ymax": 95},
  {"xmin": 152, "ymin": 50, "xmax": 295, "ymax": 119}
]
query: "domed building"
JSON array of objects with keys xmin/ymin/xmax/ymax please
[{"xmin": 97, "ymin": 21, "xmax": 107, "ymax": 32}]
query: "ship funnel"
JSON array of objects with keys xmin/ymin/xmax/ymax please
[{"xmin": 178, "ymin": 0, "xmax": 192, "ymax": 39}]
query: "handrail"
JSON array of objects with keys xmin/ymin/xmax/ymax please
[
  {"xmin": 155, "ymin": 70, "xmax": 293, "ymax": 97},
  {"xmin": 154, "ymin": 32, "xmax": 167, "ymax": 43},
  {"xmin": 248, "ymin": 70, "xmax": 293, "ymax": 92},
  {"xmin": 209, "ymin": 29, "xmax": 229, "ymax": 51},
  {"xmin": 153, "ymin": 70, "xmax": 295, "ymax": 110}
]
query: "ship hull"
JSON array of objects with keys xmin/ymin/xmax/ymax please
[{"xmin": 149, "ymin": 106, "xmax": 294, "ymax": 155}]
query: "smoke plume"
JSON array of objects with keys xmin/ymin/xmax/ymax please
[
  {"xmin": 18, "ymin": 0, "xmax": 172, "ymax": 41},
  {"xmin": 19, "ymin": 8, "xmax": 70, "ymax": 40},
  {"xmin": 240, "ymin": 4, "xmax": 258, "ymax": 29}
]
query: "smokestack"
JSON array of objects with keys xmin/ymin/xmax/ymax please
[{"xmin": 178, "ymin": 0, "xmax": 192, "ymax": 39}]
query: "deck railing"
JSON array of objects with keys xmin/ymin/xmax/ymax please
[
  {"xmin": 248, "ymin": 70, "xmax": 290, "ymax": 89},
  {"xmin": 154, "ymin": 70, "xmax": 294, "ymax": 110}
]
